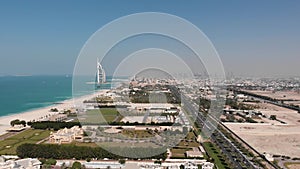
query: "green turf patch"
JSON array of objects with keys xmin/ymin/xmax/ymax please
[
  {"xmin": 284, "ymin": 162, "xmax": 300, "ymax": 169},
  {"xmin": 78, "ymin": 108, "xmax": 122, "ymax": 124},
  {"xmin": 0, "ymin": 129, "xmax": 50, "ymax": 155},
  {"xmin": 121, "ymin": 129, "xmax": 155, "ymax": 138}
]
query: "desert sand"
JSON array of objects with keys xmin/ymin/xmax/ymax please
[{"xmin": 225, "ymin": 103, "xmax": 300, "ymax": 158}]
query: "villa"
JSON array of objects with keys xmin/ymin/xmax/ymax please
[{"xmin": 49, "ymin": 126, "xmax": 83, "ymax": 144}]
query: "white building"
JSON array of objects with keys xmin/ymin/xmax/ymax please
[
  {"xmin": 49, "ymin": 126, "xmax": 83, "ymax": 144},
  {"xmin": 202, "ymin": 162, "xmax": 214, "ymax": 169},
  {"xmin": 97, "ymin": 58, "xmax": 106, "ymax": 85},
  {"xmin": 48, "ymin": 114, "xmax": 67, "ymax": 122},
  {"xmin": 186, "ymin": 147, "xmax": 204, "ymax": 158},
  {"xmin": 0, "ymin": 157, "xmax": 41, "ymax": 169},
  {"xmin": 183, "ymin": 162, "xmax": 198, "ymax": 169},
  {"xmin": 6, "ymin": 124, "xmax": 26, "ymax": 132},
  {"xmin": 84, "ymin": 161, "xmax": 123, "ymax": 169},
  {"xmin": 264, "ymin": 153, "xmax": 274, "ymax": 162},
  {"xmin": 139, "ymin": 164, "xmax": 163, "ymax": 169}
]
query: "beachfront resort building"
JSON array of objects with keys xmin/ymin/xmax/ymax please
[
  {"xmin": 49, "ymin": 126, "xmax": 83, "ymax": 144},
  {"xmin": 97, "ymin": 58, "xmax": 106, "ymax": 85}
]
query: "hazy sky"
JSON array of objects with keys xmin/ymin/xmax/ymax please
[{"xmin": 0, "ymin": 1, "xmax": 299, "ymax": 77}]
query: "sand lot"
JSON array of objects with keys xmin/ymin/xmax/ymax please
[
  {"xmin": 258, "ymin": 103, "xmax": 300, "ymax": 125},
  {"xmin": 245, "ymin": 90, "xmax": 300, "ymax": 101},
  {"xmin": 286, "ymin": 163, "xmax": 300, "ymax": 169},
  {"xmin": 226, "ymin": 123, "xmax": 300, "ymax": 157},
  {"xmin": 286, "ymin": 101, "xmax": 300, "ymax": 107},
  {"xmin": 225, "ymin": 103, "xmax": 300, "ymax": 158}
]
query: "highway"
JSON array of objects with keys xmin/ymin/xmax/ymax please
[
  {"xmin": 168, "ymin": 84, "xmax": 287, "ymax": 168},
  {"xmin": 181, "ymin": 94, "xmax": 259, "ymax": 169}
]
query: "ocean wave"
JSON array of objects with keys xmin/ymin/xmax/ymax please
[{"xmin": 55, "ymin": 96, "xmax": 72, "ymax": 99}]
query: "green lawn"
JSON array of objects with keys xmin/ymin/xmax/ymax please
[
  {"xmin": 169, "ymin": 131, "xmax": 200, "ymax": 158},
  {"xmin": 97, "ymin": 142, "xmax": 159, "ymax": 148},
  {"xmin": 121, "ymin": 129, "xmax": 155, "ymax": 138},
  {"xmin": 77, "ymin": 108, "xmax": 122, "ymax": 124},
  {"xmin": 284, "ymin": 162, "xmax": 300, "ymax": 169},
  {"xmin": 177, "ymin": 131, "xmax": 200, "ymax": 147},
  {"xmin": 0, "ymin": 129, "xmax": 50, "ymax": 155},
  {"xmin": 170, "ymin": 147, "xmax": 191, "ymax": 158}
]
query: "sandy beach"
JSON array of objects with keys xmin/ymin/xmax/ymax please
[{"xmin": 0, "ymin": 90, "xmax": 109, "ymax": 135}]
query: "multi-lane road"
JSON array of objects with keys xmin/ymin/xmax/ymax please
[
  {"xmin": 169, "ymin": 85, "xmax": 280, "ymax": 168},
  {"xmin": 181, "ymin": 94, "xmax": 259, "ymax": 169}
]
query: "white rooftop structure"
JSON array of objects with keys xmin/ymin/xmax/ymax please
[
  {"xmin": 202, "ymin": 162, "xmax": 214, "ymax": 169},
  {"xmin": 264, "ymin": 153, "xmax": 274, "ymax": 162},
  {"xmin": 49, "ymin": 126, "xmax": 83, "ymax": 144},
  {"xmin": 0, "ymin": 157, "xmax": 41, "ymax": 169},
  {"xmin": 184, "ymin": 161, "xmax": 198, "ymax": 169},
  {"xmin": 6, "ymin": 124, "xmax": 26, "ymax": 132},
  {"xmin": 186, "ymin": 147, "xmax": 204, "ymax": 158},
  {"xmin": 84, "ymin": 161, "xmax": 123, "ymax": 169}
]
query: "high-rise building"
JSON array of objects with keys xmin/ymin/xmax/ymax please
[{"xmin": 97, "ymin": 58, "xmax": 106, "ymax": 86}]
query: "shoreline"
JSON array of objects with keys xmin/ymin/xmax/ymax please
[
  {"xmin": 0, "ymin": 89, "xmax": 109, "ymax": 135},
  {"xmin": 0, "ymin": 98, "xmax": 71, "ymax": 120}
]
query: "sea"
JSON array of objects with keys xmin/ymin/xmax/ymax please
[{"xmin": 0, "ymin": 75, "xmax": 125, "ymax": 117}]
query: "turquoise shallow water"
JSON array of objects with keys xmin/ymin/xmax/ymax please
[{"xmin": 0, "ymin": 75, "xmax": 118, "ymax": 116}]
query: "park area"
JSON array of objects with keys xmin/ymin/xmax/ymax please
[
  {"xmin": 121, "ymin": 129, "xmax": 155, "ymax": 138},
  {"xmin": 76, "ymin": 108, "xmax": 122, "ymax": 124},
  {"xmin": 170, "ymin": 131, "xmax": 201, "ymax": 158},
  {"xmin": 0, "ymin": 129, "xmax": 50, "ymax": 155}
]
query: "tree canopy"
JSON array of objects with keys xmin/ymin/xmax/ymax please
[
  {"xmin": 28, "ymin": 121, "xmax": 81, "ymax": 130},
  {"xmin": 17, "ymin": 144, "xmax": 167, "ymax": 160},
  {"xmin": 10, "ymin": 119, "xmax": 26, "ymax": 127}
]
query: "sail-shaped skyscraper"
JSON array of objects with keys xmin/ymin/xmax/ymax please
[{"xmin": 96, "ymin": 58, "xmax": 106, "ymax": 87}]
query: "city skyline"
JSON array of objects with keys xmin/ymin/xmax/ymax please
[
  {"xmin": 0, "ymin": 1, "xmax": 299, "ymax": 77},
  {"xmin": 1, "ymin": 2, "xmax": 300, "ymax": 169}
]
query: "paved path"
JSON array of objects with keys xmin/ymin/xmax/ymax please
[
  {"xmin": 124, "ymin": 162, "xmax": 139, "ymax": 169},
  {"xmin": 36, "ymin": 136, "xmax": 49, "ymax": 144}
]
